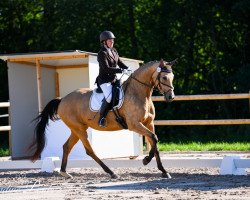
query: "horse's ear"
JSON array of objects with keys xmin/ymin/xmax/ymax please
[
  {"xmin": 160, "ymin": 59, "xmax": 164, "ymax": 67},
  {"xmin": 168, "ymin": 58, "xmax": 178, "ymax": 66}
]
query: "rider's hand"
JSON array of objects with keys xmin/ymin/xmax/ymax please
[
  {"xmin": 123, "ymin": 68, "xmax": 132, "ymax": 75},
  {"xmin": 127, "ymin": 67, "xmax": 132, "ymax": 72}
]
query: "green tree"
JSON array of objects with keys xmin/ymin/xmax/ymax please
[{"xmin": 0, "ymin": 0, "xmax": 249, "ymax": 144}]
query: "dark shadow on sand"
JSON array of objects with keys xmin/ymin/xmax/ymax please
[
  {"xmin": 86, "ymin": 173, "xmax": 250, "ymax": 192},
  {"xmin": 0, "ymin": 169, "xmax": 249, "ymax": 192}
]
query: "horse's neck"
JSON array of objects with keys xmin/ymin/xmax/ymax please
[
  {"xmin": 135, "ymin": 61, "xmax": 158, "ymax": 88},
  {"xmin": 124, "ymin": 62, "xmax": 158, "ymax": 99}
]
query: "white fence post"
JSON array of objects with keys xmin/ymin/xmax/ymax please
[
  {"xmin": 219, "ymin": 156, "xmax": 247, "ymax": 175},
  {"xmin": 41, "ymin": 157, "xmax": 60, "ymax": 173}
]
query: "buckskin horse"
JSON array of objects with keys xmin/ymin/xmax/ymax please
[{"xmin": 29, "ymin": 59, "xmax": 176, "ymax": 179}]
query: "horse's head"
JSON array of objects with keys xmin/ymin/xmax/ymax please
[{"xmin": 155, "ymin": 59, "xmax": 177, "ymax": 102}]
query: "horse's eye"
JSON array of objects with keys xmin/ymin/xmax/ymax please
[{"xmin": 162, "ymin": 77, "xmax": 167, "ymax": 80}]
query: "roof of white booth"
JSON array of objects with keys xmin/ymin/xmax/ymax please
[{"xmin": 0, "ymin": 50, "xmax": 143, "ymax": 68}]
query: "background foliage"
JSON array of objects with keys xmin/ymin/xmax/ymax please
[{"xmin": 0, "ymin": 0, "xmax": 249, "ymax": 146}]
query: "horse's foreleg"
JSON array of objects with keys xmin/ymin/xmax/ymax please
[
  {"xmin": 60, "ymin": 133, "xmax": 79, "ymax": 178},
  {"xmin": 76, "ymin": 130, "xmax": 117, "ymax": 179},
  {"xmin": 154, "ymin": 149, "xmax": 171, "ymax": 178},
  {"xmin": 146, "ymin": 122, "xmax": 171, "ymax": 179},
  {"xmin": 130, "ymin": 122, "xmax": 157, "ymax": 165}
]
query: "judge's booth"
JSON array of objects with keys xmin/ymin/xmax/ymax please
[{"xmin": 0, "ymin": 50, "xmax": 143, "ymax": 160}]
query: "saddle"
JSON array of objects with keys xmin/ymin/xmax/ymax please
[{"xmin": 89, "ymin": 80, "xmax": 128, "ymax": 129}]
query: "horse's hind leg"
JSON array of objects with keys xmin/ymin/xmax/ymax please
[
  {"xmin": 60, "ymin": 133, "xmax": 79, "ymax": 178},
  {"xmin": 74, "ymin": 128, "xmax": 117, "ymax": 179}
]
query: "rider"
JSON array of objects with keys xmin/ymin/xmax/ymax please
[{"xmin": 96, "ymin": 31, "xmax": 130, "ymax": 128}]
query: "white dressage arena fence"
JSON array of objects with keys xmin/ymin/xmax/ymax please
[{"xmin": 0, "ymin": 156, "xmax": 249, "ymax": 176}]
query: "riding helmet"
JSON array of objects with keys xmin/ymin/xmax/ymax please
[{"xmin": 100, "ymin": 31, "xmax": 116, "ymax": 43}]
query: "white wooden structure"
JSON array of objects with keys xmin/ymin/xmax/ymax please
[{"xmin": 0, "ymin": 50, "xmax": 143, "ymax": 159}]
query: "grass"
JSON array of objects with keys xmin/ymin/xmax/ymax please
[
  {"xmin": 0, "ymin": 146, "xmax": 10, "ymax": 157},
  {"xmin": 158, "ymin": 142, "xmax": 250, "ymax": 151},
  {"xmin": 0, "ymin": 142, "xmax": 249, "ymax": 157}
]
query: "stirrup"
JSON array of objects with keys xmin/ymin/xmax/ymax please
[{"xmin": 99, "ymin": 117, "xmax": 107, "ymax": 128}]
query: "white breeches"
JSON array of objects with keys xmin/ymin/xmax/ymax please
[{"xmin": 100, "ymin": 82, "xmax": 113, "ymax": 103}]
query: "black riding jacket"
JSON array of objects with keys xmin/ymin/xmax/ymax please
[{"xmin": 96, "ymin": 46, "xmax": 128, "ymax": 85}]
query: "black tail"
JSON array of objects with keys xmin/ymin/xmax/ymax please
[{"xmin": 29, "ymin": 98, "xmax": 61, "ymax": 161}]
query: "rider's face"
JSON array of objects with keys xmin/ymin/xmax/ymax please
[{"xmin": 106, "ymin": 39, "xmax": 114, "ymax": 48}]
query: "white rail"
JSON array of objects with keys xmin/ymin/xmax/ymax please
[
  {"xmin": 0, "ymin": 157, "xmax": 249, "ymax": 176},
  {"xmin": 0, "ymin": 126, "xmax": 11, "ymax": 131},
  {"xmin": 0, "ymin": 102, "xmax": 11, "ymax": 132},
  {"xmin": 0, "ymin": 102, "xmax": 10, "ymax": 107}
]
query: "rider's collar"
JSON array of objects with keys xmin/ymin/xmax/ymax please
[{"xmin": 104, "ymin": 45, "xmax": 112, "ymax": 51}]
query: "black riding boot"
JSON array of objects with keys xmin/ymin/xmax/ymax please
[{"xmin": 99, "ymin": 99, "xmax": 111, "ymax": 128}]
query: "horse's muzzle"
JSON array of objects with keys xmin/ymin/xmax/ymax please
[{"xmin": 164, "ymin": 91, "xmax": 175, "ymax": 103}]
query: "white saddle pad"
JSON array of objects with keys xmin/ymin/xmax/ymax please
[{"xmin": 89, "ymin": 88, "xmax": 124, "ymax": 112}]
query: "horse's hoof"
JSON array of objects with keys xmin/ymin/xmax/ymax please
[
  {"xmin": 142, "ymin": 156, "xmax": 150, "ymax": 165},
  {"xmin": 60, "ymin": 171, "xmax": 73, "ymax": 179},
  {"xmin": 162, "ymin": 173, "xmax": 171, "ymax": 179},
  {"xmin": 111, "ymin": 174, "xmax": 118, "ymax": 179}
]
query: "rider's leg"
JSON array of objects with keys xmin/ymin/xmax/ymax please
[{"xmin": 99, "ymin": 83, "xmax": 112, "ymax": 127}]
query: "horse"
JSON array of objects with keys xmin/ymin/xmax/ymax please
[{"xmin": 29, "ymin": 58, "xmax": 176, "ymax": 179}]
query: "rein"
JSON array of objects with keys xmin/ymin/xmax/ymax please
[{"xmin": 129, "ymin": 75, "xmax": 152, "ymax": 88}]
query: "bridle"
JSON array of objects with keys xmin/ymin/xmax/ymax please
[
  {"xmin": 129, "ymin": 63, "xmax": 174, "ymax": 94},
  {"xmin": 155, "ymin": 68, "xmax": 174, "ymax": 94}
]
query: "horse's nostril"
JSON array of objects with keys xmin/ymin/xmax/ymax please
[
  {"xmin": 167, "ymin": 95, "xmax": 175, "ymax": 102},
  {"xmin": 169, "ymin": 95, "xmax": 175, "ymax": 100}
]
